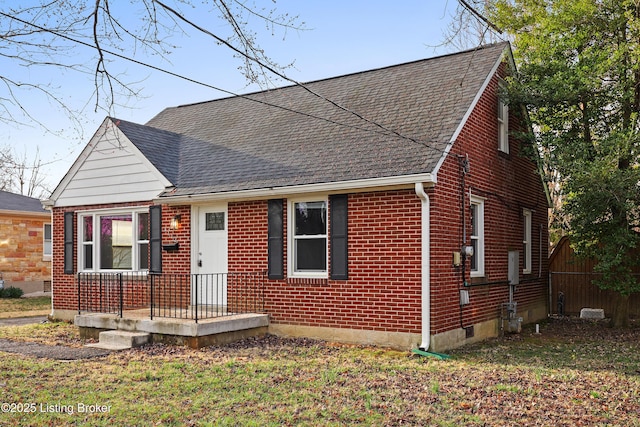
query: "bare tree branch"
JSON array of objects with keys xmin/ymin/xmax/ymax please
[
  {"xmin": 436, "ymin": 0, "xmax": 503, "ymax": 51},
  {"xmin": 0, "ymin": 145, "xmax": 50, "ymax": 198},
  {"xmin": 0, "ymin": 0, "xmax": 305, "ymax": 135}
]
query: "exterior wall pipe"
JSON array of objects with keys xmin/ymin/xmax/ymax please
[{"xmin": 415, "ymin": 182, "xmax": 431, "ymax": 351}]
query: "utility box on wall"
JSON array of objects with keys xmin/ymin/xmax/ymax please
[
  {"xmin": 508, "ymin": 251, "xmax": 519, "ymax": 285},
  {"xmin": 504, "ymin": 251, "xmax": 522, "ymax": 333}
]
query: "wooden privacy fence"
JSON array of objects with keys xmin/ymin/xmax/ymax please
[{"xmin": 549, "ymin": 237, "xmax": 640, "ymax": 317}]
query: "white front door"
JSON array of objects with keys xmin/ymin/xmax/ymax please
[{"xmin": 194, "ymin": 204, "xmax": 228, "ymax": 306}]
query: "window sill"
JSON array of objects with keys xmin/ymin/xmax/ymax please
[
  {"xmin": 286, "ymin": 277, "xmax": 329, "ymax": 286},
  {"xmin": 497, "ymin": 149, "xmax": 510, "ymax": 158}
]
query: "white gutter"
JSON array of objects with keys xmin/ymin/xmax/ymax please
[
  {"xmin": 414, "ymin": 182, "xmax": 432, "ymax": 351},
  {"xmin": 156, "ymin": 172, "xmax": 437, "ymax": 205},
  {"xmin": 0, "ymin": 209, "xmax": 50, "ymax": 218}
]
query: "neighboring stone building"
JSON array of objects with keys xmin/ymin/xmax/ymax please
[{"xmin": 0, "ymin": 190, "xmax": 52, "ymax": 293}]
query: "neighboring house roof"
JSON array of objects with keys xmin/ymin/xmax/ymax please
[
  {"xmin": 47, "ymin": 42, "xmax": 512, "ymax": 205},
  {"xmin": 0, "ymin": 190, "xmax": 48, "ymax": 215}
]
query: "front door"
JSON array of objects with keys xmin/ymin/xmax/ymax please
[{"xmin": 194, "ymin": 204, "xmax": 228, "ymax": 306}]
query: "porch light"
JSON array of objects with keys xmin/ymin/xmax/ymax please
[{"xmin": 170, "ymin": 214, "xmax": 182, "ymax": 230}]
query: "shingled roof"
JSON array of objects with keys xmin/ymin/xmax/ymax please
[
  {"xmin": 117, "ymin": 42, "xmax": 509, "ymax": 198},
  {"xmin": 0, "ymin": 190, "xmax": 48, "ymax": 214}
]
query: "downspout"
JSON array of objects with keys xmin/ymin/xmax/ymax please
[{"xmin": 414, "ymin": 182, "xmax": 431, "ymax": 351}]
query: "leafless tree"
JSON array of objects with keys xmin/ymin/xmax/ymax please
[
  {"xmin": 439, "ymin": 0, "xmax": 503, "ymax": 51},
  {"xmin": 0, "ymin": 145, "xmax": 12, "ymax": 192},
  {"xmin": 0, "ymin": 145, "xmax": 49, "ymax": 198},
  {"xmin": 0, "ymin": 0, "xmax": 304, "ymax": 133}
]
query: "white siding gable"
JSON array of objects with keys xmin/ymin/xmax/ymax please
[{"xmin": 50, "ymin": 118, "xmax": 172, "ymax": 207}]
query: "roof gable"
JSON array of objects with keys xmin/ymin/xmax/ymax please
[
  {"xmin": 46, "ymin": 118, "xmax": 173, "ymax": 207},
  {"xmin": 432, "ymin": 43, "xmax": 509, "ymax": 175}
]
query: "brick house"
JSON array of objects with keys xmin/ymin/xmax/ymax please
[
  {"xmin": 0, "ymin": 190, "xmax": 52, "ymax": 293},
  {"xmin": 44, "ymin": 43, "xmax": 549, "ymax": 351}
]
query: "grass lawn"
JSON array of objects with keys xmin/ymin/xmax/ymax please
[
  {"xmin": 0, "ymin": 318, "xmax": 639, "ymax": 426},
  {"xmin": 0, "ymin": 296, "xmax": 51, "ymax": 318}
]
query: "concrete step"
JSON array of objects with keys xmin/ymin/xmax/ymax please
[{"xmin": 85, "ymin": 330, "xmax": 150, "ymax": 350}]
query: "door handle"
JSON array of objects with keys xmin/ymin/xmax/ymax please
[{"xmin": 198, "ymin": 260, "xmax": 202, "ymax": 267}]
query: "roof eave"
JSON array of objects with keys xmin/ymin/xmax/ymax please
[
  {"xmin": 155, "ymin": 173, "xmax": 438, "ymax": 205},
  {"xmin": 0, "ymin": 209, "xmax": 51, "ymax": 218}
]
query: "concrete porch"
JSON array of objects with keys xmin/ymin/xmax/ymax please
[{"xmin": 75, "ymin": 309, "xmax": 270, "ymax": 348}]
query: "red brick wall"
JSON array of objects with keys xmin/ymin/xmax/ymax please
[
  {"xmin": 429, "ymin": 64, "xmax": 549, "ymax": 334},
  {"xmin": 51, "ymin": 202, "xmax": 192, "ymax": 311},
  {"xmin": 151, "ymin": 205, "xmax": 191, "ymax": 310},
  {"xmin": 228, "ymin": 191, "xmax": 423, "ymax": 333},
  {"xmin": 160, "ymin": 205, "xmax": 191, "ymax": 274}
]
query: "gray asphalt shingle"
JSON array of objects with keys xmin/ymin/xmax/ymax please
[
  {"xmin": 115, "ymin": 43, "xmax": 508, "ymax": 198},
  {"xmin": 0, "ymin": 190, "xmax": 48, "ymax": 213}
]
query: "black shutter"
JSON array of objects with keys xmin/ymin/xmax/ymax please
[
  {"xmin": 63, "ymin": 211, "xmax": 74, "ymax": 274},
  {"xmin": 330, "ymin": 194, "xmax": 348, "ymax": 280},
  {"xmin": 149, "ymin": 205, "xmax": 162, "ymax": 274},
  {"xmin": 267, "ymin": 199, "xmax": 284, "ymax": 279}
]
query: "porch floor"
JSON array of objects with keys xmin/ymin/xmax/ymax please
[{"xmin": 75, "ymin": 310, "xmax": 270, "ymax": 348}]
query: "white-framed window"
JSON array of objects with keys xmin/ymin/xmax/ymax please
[
  {"xmin": 498, "ymin": 84, "xmax": 509, "ymax": 153},
  {"xmin": 79, "ymin": 208, "xmax": 149, "ymax": 272},
  {"xmin": 523, "ymin": 209, "xmax": 532, "ymax": 274},
  {"xmin": 470, "ymin": 195, "xmax": 485, "ymax": 277},
  {"xmin": 43, "ymin": 223, "xmax": 52, "ymax": 259},
  {"xmin": 288, "ymin": 198, "xmax": 328, "ymax": 278}
]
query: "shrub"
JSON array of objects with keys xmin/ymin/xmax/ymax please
[{"xmin": 0, "ymin": 286, "xmax": 24, "ymax": 298}]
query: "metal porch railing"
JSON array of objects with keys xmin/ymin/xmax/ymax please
[{"xmin": 77, "ymin": 271, "xmax": 266, "ymax": 322}]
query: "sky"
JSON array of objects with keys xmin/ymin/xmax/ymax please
[{"xmin": 1, "ymin": 0, "xmax": 477, "ymax": 195}]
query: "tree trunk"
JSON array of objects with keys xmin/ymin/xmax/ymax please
[{"xmin": 609, "ymin": 292, "xmax": 630, "ymax": 328}]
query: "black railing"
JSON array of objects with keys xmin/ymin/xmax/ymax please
[
  {"xmin": 77, "ymin": 272, "xmax": 128, "ymax": 317},
  {"xmin": 77, "ymin": 271, "xmax": 265, "ymax": 322},
  {"xmin": 150, "ymin": 272, "xmax": 266, "ymax": 321}
]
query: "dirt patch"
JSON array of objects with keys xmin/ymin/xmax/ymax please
[
  {"xmin": 0, "ymin": 310, "xmax": 51, "ymax": 319},
  {"xmin": 0, "ymin": 338, "xmax": 111, "ymax": 360},
  {"xmin": 0, "ymin": 316, "xmax": 48, "ymax": 326}
]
